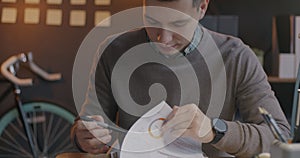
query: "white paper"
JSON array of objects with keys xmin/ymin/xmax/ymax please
[
  {"xmin": 46, "ymin": 0, "xmax": 62, "ymax": 5},
  {"xmin": 46, "ymin": 9, "xmax": 62, "ymax": 26},
  {"xmin": 69, "ymin": 10, "xmax": 86, "ymax": 26},
  {"xmin": 120, "ymin": 101, "xmax": 204, "ymax": 158},
  {"xmin": 24, "ymin": 8, "xmax": 40, "ymax": 24},
  {"xmin": 1, "ymin": 7, "xmax": 17, "ymax": 24},
  {"xmin": 95, "ymin": 0, "xmax": 111, "ymax": 5},
  {"xmin": 94, "ymin": 11, "xmax": 111, "ymax": 27}
]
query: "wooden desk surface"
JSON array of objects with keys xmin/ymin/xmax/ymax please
[{"xmin": 56, "ymin": 153, "xmax": 110, "ymax": 158}]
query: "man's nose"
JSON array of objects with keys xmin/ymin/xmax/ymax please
[{"xmin": 157, "ymin": 29, "xmax": 173, "ymax": 45}]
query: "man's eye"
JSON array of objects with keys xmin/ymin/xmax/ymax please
[
  {"xmin": 172, "ymin": 20, "xmax": 188, "ymax": 27},
  {"xmin": 146, "ymin": 18, "xmax": 159, "ymax": 25}
]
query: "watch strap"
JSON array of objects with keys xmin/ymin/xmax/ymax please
[{"xmin": 209, "ymin": 118, "xmax": 227, "ymax": 144}]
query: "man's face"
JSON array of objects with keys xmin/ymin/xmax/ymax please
[{"xmin": 143, "ymin": 0, "xmax": 208, "ymax": 55}]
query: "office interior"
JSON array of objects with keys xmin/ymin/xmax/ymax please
[{"xmin": 0, "ymin": 0, "xmax": 300, "ymax": 157}]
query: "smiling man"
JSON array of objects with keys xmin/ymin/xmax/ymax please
[
  {"xmin": 143, "ymin": 0, "xmax": 202, "ymax": 55},
  {"xmin": 71, "ymin": 0, "xmax": 291, "ymax": 157}
]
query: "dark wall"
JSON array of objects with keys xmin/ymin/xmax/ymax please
[
  {"xmin": 209, "ymin": 0, "xmax": 300, "ymax": 52},
  {"xmin": 0, "ymin": 0, "xmax": 142, "ymax": 116}
]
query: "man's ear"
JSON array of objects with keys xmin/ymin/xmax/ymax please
[{"xmin": 198, "ymin": 0, "xmax": 210, "ymax": 19}]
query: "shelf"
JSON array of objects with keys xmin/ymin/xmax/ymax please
[{"xmin": 268, "ymin": 76, "xmax": 296, "ymax": 83}]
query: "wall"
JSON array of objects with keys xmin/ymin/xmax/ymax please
[
  {"xmin": 0, "ymin": 0, "xmax": 142, "ymax": 116},
  {"xmin": 210, "ymin": 0, "xmax": 300, "ymax": 74}
]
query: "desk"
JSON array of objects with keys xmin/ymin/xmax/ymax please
[{"xmin": 56, "ymin": 153, "xmax": 110, "ymax": 158}]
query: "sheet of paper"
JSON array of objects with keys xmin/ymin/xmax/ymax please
[
  {"xmin": 95, "ymin": 0, "xmax": 111, "ymax": 5},
  {"xmin": 1, "ymin": 0, "xmax": 17, "ymax": 3},
  {"xmin": 24, "ymin": 0, "xmax": 40, "ymax": 4},
  {"xmin": 1, "ymin": 7, "xmax": 17, "ymax": 24},
  {"xmin": 24, "ymin": 8, "xmax": 40, "ymax": 24},
  {"xmin": 120, "ymin": 101, "xmax": 204, "ymax": 158},
  {"xmin": 46, "ymin": 9, "xmax": 62, "ymax": 26},
  {"xmin": 70, "ymin": 0, "xmax": 86, "ymax": 5},
  {"xmin": 94, "ymin": 11, "xmax": 111, "ymax": 27},
  {"xmin": 69, "ymin": 10, "xmax": 86, "ymax": 26},
  {"xmin": 46, "ymin": 0, "xmax": 62, "ymax": 5}
]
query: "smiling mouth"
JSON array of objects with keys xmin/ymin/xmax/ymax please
[{"xmin": 157, "ymin": 44, "xmax": 179, "ymax": 51}]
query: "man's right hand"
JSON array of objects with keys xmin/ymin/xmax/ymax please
[{"xmin": 74, "ymin": 115, "xmax": 112, "ymax": 154}]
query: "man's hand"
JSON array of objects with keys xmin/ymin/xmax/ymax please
[
  {"xmin": 74, "ymin": 115, "xmax": 112, "ymax": 154},
  {"xmin": 162, "ymin": 104, "xmax": 215, "ymax": 143}
]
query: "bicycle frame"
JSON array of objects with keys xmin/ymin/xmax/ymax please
[
  {"xmin": 0, "ymin": 52, "xmax": 63, "ymax": 158},
  {"xmin": 8, "ymin": 65, "xmax": 39, "ymax": 158}
]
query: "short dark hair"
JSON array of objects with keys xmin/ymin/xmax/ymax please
[{"xmin": 156, "ymin": 0, "xmax": 202, "ymax": 8}]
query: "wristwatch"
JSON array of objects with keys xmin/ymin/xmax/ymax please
[{"xmin": 209, "ymin": 118, "xmax": 228, "ymax": 144}]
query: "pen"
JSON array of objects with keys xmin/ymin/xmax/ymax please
[
  {"xmin": 80, "ymin": 116, "xmax": 127, "ymax": 133},
  {"xmin": 258, "ymin": 107, "xmax": 287, "ymax": 143}
]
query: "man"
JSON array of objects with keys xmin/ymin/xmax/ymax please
[{"xmin": 72, "ymin": 0, "xmax": 290, "ymax": 157}]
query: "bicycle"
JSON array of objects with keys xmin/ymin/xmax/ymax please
[{"xmin": 0, "ymin": 52, "xmax": 76, "ymax": 158}]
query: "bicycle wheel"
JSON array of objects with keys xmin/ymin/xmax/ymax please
[{"xmin": 0, "ymin": 102, "xmax": 75, "ymax": 158}]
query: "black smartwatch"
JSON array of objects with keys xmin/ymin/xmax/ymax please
[{"xmin": 209, "ymin": 118, "xmax": 227, "ymax": 144}]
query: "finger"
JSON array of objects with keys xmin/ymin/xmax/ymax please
[
  {"xmin": 77, "ymin": 120, "xmax": 103, "ymax": 131},
  {"xmin": 99, "ymin": 135, "xmax": 112, "ymax": 144},
  {"xmin": 90, "ymin": 135, "xmax": 112, "ymax": 144},
  {"xmin": 170, "ymin": 128, "xmax": 193, "ymax": 139},
  {"xmin": 83, "ymin": 135, "xmax": 111, "ymax": 148},
  {"xmin": 78, "ymin": 138, "xmax": 105, "ymax": 153},
  {"xmin": 90, "ymin": 115, "xmax": 104, "ymax": 122},
  {"xmin": 168, "ymin": 104, "xmax": 199, "ymax": 125},
  {"xmin": 163, "ymin": 112, "xmax": 195, "ymax": 130},
  {"xmin": 89, "ymin": 145, "xmax": 110, "ymax": 155},
  {"xmin": 161, "ymin": 120, "xmax": 191, "ymax": 135},
  {"xmin": 90, "ymin": 128, "xmax": 111, "ymax": 138},
  {"xmin": 84, "ymin": 144, "xmax": 109, "ymax": 154},
  {"xmin": 178, "ymin": 104, "xmax": 198, "ymax": 114},
  {"xmin": 166, "ymin": 106, "xmax": 179, "ymax": 121},
  {"xmin": 170, "ymin": 120, "xmax": 193, "ymax": 130},
  {"xmin": 77, "ymin": 128, "xmax": 111, "ymax": 140},
  {"xmin": 76, "ymin": 129, "xmax": 95, "ymax": 139}
]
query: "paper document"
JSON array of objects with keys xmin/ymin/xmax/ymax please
[{"xmin": 120, "ymin": 101, "xmax": 204, "ymax": 158}]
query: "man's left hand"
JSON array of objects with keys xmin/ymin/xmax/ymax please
[{"xmin": 162, "ymin": 104, "xmax": 215, "ymax": 143}]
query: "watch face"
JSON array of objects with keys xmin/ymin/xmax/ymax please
[{"xmin": 213, "ymin": 118, "xmax": 227, "ymax": 133}]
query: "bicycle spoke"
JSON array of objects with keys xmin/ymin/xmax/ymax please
[
  {"xmin": 2, "ymin": 131, "xmax": 25, "ymax": 151},
  {"xmin": 48, "ymin": 116, "xmax": 62, "ymax": 143},
  {"xmin": 28, "ymin": 112, "xmax": 40, "ymax": 154},
  {"xmin": 55, "ymin": 131, "xmax": 73, "ymax": 152},
  {"xmin": 55, "ymin": 144, "xmax": 73, "ymax": 156},
  {"xmin": 43, "ymin": 111, "xmax": 52, "ymax": 154},
  {"xmin": 48, "ymin": 119, "xmax": 70, "ymax": 151},
  {"xmin": 0, "ymin": 145, "xmax": 29, "ymax": 157},
  {"xmin": 2, "ymin": 118, "xmax": 30, "ymax": 155},
  {"xmin": 32, "ymin": 110, "xmax": 38, "ymax": 146},
  {"xmin": 0, "ymin": 102, "xmax": 75, "ymax": 157},
  {"xmin": 10, "ymin": 119, "xmax": 27, "ymax": 140},
  {"xmin": 1, "ymin": 128, "xmax": 31, "ymax": 156}
]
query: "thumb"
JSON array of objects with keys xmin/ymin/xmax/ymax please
[{"xmin": 90, "ymin": 115, "xmax": 104, "ymax": 122}]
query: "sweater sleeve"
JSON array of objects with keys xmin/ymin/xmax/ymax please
[
  {"xmin": 78, "ymin": 36, "xmax": 119, "ymax": 123},
  {"xmin": 213, "ymin": 45, "xmax": 291, "ymax": 157}
]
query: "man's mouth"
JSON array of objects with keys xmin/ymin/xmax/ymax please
[{"xmin": 157, "ymin": 44, "xmax": 179, "ymax": 52}]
